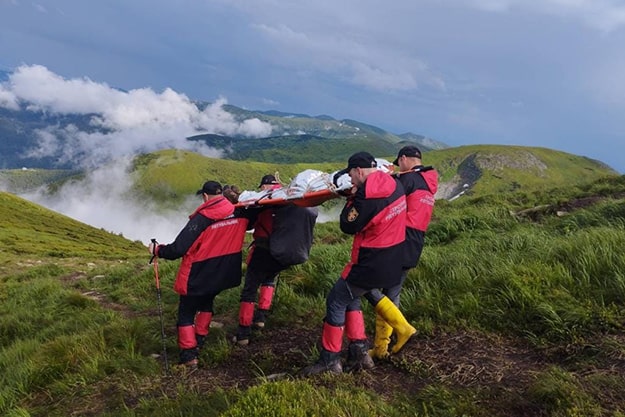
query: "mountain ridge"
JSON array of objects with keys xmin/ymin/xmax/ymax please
[
  {"xmin": 0, "ymin": 100, "xmax": 448, "ymax": 170},
  {"xmin": 1, "ymin": 145, "xmax": 618, "ymax": 202}
]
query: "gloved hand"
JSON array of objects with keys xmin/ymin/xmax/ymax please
[
  {"xmin": 331, "ymin": 169, "xmax": 354, "ymax": 193},
  {"xmin": 375, "ymin": 158, "xmax": 395, "ymax": 174},
  {"xmin": 223, "ymin": 184, "xmax": 241, "ymax": 203},
  {"xmin": 332, "ymin": 170, "xmax": 346, "ymax": 187},
  {"xmin": 148, "ymin": 241, "xmax": 158, "ymax": 256},
  {"xmin": 337, "ymin": 185, "xmax": 356, "ymax": 198}
]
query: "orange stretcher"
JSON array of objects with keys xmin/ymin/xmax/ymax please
[{"xmin": 235, "ymin": 188, "xmax": 343, "ymax": 208}]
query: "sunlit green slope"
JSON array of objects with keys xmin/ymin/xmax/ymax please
[
  {"xmin": 132, "ymin": 145, "xmax": 618, "ymax": 204},
  {"xmin": 0, "ymin": 191, "xmax": 144, "ymax": 260}
]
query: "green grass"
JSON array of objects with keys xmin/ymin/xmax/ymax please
[
  {"xmin": 0, "ymin": 192, "xmax": 145, "ymax": 259},
  {"xmin": 130, "ymin": 149, "xmax": 343, "ymax": 207},
  {"xmin": 0, "ymin": 269, "xmax": 158, "ymax": 415},
  {"xmin": 0, "ymin": 168, "xmax": 82, "ymax": 193},
  {"xmin": 422, "ymin": 144, "xmax": 617, "ymax": 195},
  {"xmin": 129, "ymin": 145, "xmax": 618, "ymax": 207},
  {"xmin": 220, "ymin": 379, "xmax": 399, "ymax": 417},
  {"xmin": 2, "ymin": 169, "xmax": 625, "ymax": 415}
]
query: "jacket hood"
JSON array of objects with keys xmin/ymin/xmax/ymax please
[
  {"xmin": 190, "ymin": 196, "xmax": 234, "ymax": 220},
  {"xmin": 364, "ymin": 170, "xmax": 396, "ymax": 199},
  {"xmin": 420, "ymin": 168, "xmax": 438, "ymax": 195},
  {"xmin": 408, "ymin": 165, "xmax": 438, "ymax": 195}
]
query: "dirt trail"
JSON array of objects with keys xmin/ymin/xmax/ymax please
[{"xmin": 141, "ymin": 327, "xmax": 550, "ymax": 416}]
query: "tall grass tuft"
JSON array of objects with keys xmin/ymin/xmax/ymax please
[{"xmin": 221, "ymin": 379, "xmax": 397, "ymax": 417}]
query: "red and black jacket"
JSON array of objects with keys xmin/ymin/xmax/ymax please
[
  {"xmin": 247, "ymin": 206, "xmax": 283, "ymax": 273},
  {"xmin": 249, "ymin": 183, "xmax": 282, "ymax": 245},
  {"xmin": 395, "ymin": 165, "xmax": 438, "ymax": 269},
  {"xmin": 156, "ymin": 196, "xmax": 249, "ymax": 295},
  {"xmin": 339, "ymin": 170, "xmax": 407, "ymax": 289}
]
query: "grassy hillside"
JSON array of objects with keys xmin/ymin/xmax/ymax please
[
  {"xmin": 0, "ymin": 168, "xmax": 82, "ymax": 193},
  {"xmin": 130, "ymin": 149, "xmax": 344, "ymax": 206},
  {"xmin": 182, "ymin": 104, "xmax": 445, "ymax": 165},
  {"xmin": 3, "ymin": 146, "xmax": 625, "ymax": 416},
  {"xmin": 420, "ymin": 144, "xmax": 617, "ymax": 198},
  {"xmin": 188, "ymin": 133, "xmax": 404, "ymax": 164},
  {"xmin": 2, "ymin": 172, "xmax": 625, "ymax": 416},
  {"xmin": 0, "ymin": 102, "xmax": 445, "ymax": 169},
  {"xmin": 130, "ymin": 145, "xmax": 618, "ymax": 205},
  {"xmin": 0, "ymin": 192, "xmax": 144, "ymax": 259},
  {"xmin": 221, "ymin": 104, "xmax": 407, "ymax": 144}
]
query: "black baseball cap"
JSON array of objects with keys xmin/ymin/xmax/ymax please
[
  {"xmin": 258, "ymin": 174, "xmax": 279, "ymax": 188},
  {"xmin": 335, "ymin": 151, "xmax": 378, "ymax": 177},
  {"xmin": 392, "ymin": 146, "xmax": 422, "ymax": 165},
  {"xmin": 196, "ymin": 180, "xmax": 223, "ymax": 195},
  {"xmin": 345, "ymin": 151, "xmax": 377, "ymax": 170}
]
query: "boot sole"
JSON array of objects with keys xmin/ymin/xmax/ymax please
[
  {"xmin": 178, "ymin": 359, "xmax": 199, "ymax": 369},
  {"xmin": 231, "ymin": 336, "xmax": 250, "ymax": 346},
  {"xmin": 368, "ymin": 349, "xmax": 390, "ymax": 360}
]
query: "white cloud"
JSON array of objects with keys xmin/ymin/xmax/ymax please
[
  {"xmin": 25, "ymin": 129, "xmax": 61, "ymax": 158},
  {"xmin": 197, "ymin": 97, "xmax": 273, "ymax": 137},
  {"xmin": 1, "ymin": 64, "xmax": 275, "ymax": 242},
  {"xmin": 22, "ymin": 159, "xmax": 189, "ymax": 243},
  {"xmin": 10, "ymin": 64, "xmax": 123, "ymax": 114},
  {"xmin": 4, "ymin": 65, "xmax": 273, "ymax": 168},
  {"xmin": 262, "ymin": 97, "xmax": 279, "ymax": 106},
  {"xmin": 0, "ymin": 85, "xmax": 19, "ymax": 110},
  {"xmin": 1, "ymin": 64, "xmax": 274, "ymax": 244}
]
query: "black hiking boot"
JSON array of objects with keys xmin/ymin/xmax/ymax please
[
  {"xmin": 232, "ymin": 325, "xmax": 251, "ymax": 346},
  {"xmin": 344, "ymin": 340, "xmax": 375, "ymax": 372},
  {"xmin": 179, "ymin": 348, "xmax": 199, "ymax": 369},
  {"xmin": 300, "ymin": 349, "xmax": 342, "ymax": 376},
  {"xmin": 253, "ymin": 309, "xmax": 268, "ymax": 329},
  {"xmin": 196, "ymin": 334, "xmax": 206, "ymax": 350}
]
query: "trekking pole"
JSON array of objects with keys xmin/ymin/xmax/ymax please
[{"xmin": 150, "ymin": 238, "xmax": 170, "ymax": 375}]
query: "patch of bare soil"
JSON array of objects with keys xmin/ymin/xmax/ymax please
[
  {"xmin": 62, "ymin": 274, "xmax": 625, "ymax": 415},
  {"xmin": 66, "ymin": 321, "xmax": 625, "ymax": 417},
  {"xmin": 66, "ymin": 275, "xmax": 625, "ymax": 415},
  {"xmin": 141, "ymin": 327, "xmax": 548, "ymax": 416},
  {"xmin": 512, "ymin": 195, "xmax": 607, "ymax": 221},
  {"xmin": 159, "ymin": 326, "xmax": 625, "ymax": 416}
]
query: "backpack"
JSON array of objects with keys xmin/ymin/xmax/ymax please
[{"xmin": 269, "ymin": 205, "xmax": 318, "ymax": 266}]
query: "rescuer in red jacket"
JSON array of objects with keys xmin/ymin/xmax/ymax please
[
  {"xmin": 149, "ymin": 180, "xmax": 249, "ymax": 368},
  {"xmin": 369, "ymin": 145, "xmax": 439, "ymax": 360},
  {"xmin": 232, "ymin": 175, "xmax": 288, "ymax": 345},
  {"xmin": 301, "ymin": 152, "xmax": 417, "ymax": 375}
]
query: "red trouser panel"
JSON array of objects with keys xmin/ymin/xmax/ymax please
[
  {"xmin": 195, "ymin": 312, "xmax": 212, "ymax": 336},
  {"xmin": 345, "ymin": 310, "xmax": 367, "ymax": 342},
  {"xmin": 239, "ymin": 301, "xmax": 255, "ymax": 326},
  {"xmin": 178, "ymin": 325, "xmax": 197, "ymax": 349},
  {"xmin": 258, "ymin": 285, "xmax": 275, "ymax": 310},
  {"xmin": 321, "ymin": 322, "xmax": 344, "ymax": 353}
]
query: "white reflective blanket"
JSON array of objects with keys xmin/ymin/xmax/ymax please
[{"xmin": 237, "ymin": 158, "xmax": 394, "ymax": 204}]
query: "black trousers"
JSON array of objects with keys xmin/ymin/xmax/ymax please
[{"xmin": 177, "ymin": 294, "xmax": 216, "ymax": 326}]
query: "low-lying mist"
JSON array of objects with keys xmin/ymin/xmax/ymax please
[{"xmin": 1, "ymin": 65, "xmax": 341, "ymax": 242}]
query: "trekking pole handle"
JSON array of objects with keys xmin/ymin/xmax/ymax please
[{"xmin": 149, "ymin": 238, "xmax": 158, "ymax": 264}]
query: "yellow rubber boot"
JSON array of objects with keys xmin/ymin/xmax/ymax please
[
  {"xmin": 374, "ymin": 296, "xmax": 416, "ymax": 354},
  {"xmin": 369, "ymin": 314, "xmax": 393, "ymax": 359}
]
